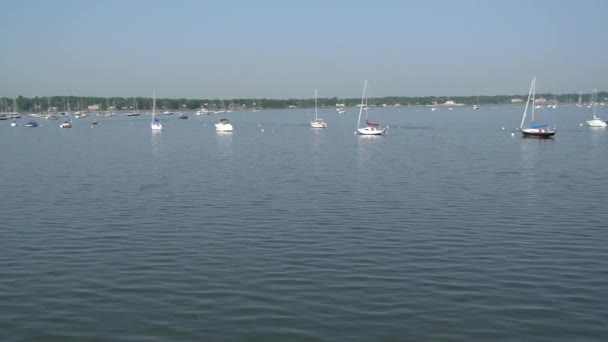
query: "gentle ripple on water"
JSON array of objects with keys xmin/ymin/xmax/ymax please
[{"xmin": 1, "ymin": 106, "xmax": 607, "ymax": 341}]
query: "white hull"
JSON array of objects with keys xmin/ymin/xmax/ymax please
[
  {"xmin": 215, "ymin": 123, "xmax": 233, "ymax": 132},
  {"xmin": 310, "ymin": 120, "xmax": 327, "ymax": 128},
  {"xmin": 151, "ymin": 122, "xmax": 163, "ymax": 130},
  {"xmin": 60, "ymin": 122, "xmax": 73, "ymax": 128},
  {"xmin": 357, "ymin": 126, "xmax": 386, "ymax": 135},
  {"xmin": 10, "ymin": 121, "xmax": 18, "ymax": 127},
  {"xmin": 586, "ymin": 115, "xmax": 606, "ymax": 127}
]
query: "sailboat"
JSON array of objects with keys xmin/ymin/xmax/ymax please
[
  {"xmin": 586, "ymin": 89, "xmax": 606, "ymax": 128},
  {"xmin": 356, "ymin": 80, "xmax": 386, "ymax": 135},
  {"xmin": 151, "ymin": 92, "xmax": 163, "ymax": 130},
  {"xmin": 519, "ymin": 77, "xmax": 555, "ymax": 138},
  {"xmin": 60, "ymin": 99, "xmax": 73, "ymax": 128},
  {"xmin": 125, "ymin": 98, "xmax": 140, "ymax": 116},
  {"xmin": 310, "ymin": 89, "xmax": 327, "ymax": 128}
]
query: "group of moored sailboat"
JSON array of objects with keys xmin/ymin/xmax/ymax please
[
  {"xmin": 308, "ymin": 81, "xmax": 387, "ymax": 135},
  {"xmin": 517, "ymin": 77, "xmax": 607, "ymax": 138},
  {"xmin": 585, "ymin": 89, "xmax": 606, "ymax": 128}
]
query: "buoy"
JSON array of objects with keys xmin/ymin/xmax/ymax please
[
  {"xmin": 511, "ymin": 132, "xmax": 515, "ymax": 136},
  {"xmin": 261, "ymin": 128, "xmax": 264, "ymax": 132},
  {"xmin": 579, "ymin": 123, "xmax": 583, "ymax": 127},
  {"xmin": 502, "ymin": 127, "xmax": 505, "ymax": 130}
]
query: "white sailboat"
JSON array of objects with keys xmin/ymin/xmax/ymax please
[
  {"xmin": 519, "ymin": 77, "xmax": 555, "ymax": 138},
  {"xmin": 310, "ymin": 89, "xmax": 327, "ymax": 128},
  {"xmin": 60, "ymin": 99, "xmax": 73, "ymax": 128},
  {"xmin": 356, "ymin": 80, "xmax": 386, "ymax": 135},
  {"xmin": 151, "ymin": 92, "xmax": 163, "ymax": 130},
  {"xmin": 586, "ymin": 89, "xmax": 606, "ymax": 128}
]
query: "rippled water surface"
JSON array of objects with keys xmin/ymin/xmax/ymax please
[{"xmin": 1, "ymin": 106, "xmax": 607, "ymax": 341}]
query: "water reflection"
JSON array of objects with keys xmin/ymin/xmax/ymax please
[
  {"xmin": 216, "ymin": 131, "xmax": 233, "ymax": 159},
  {"xmin": 150, "ymin": 129, "xmax": 162, "ymax": 156},
  {"xmin": 518, "ymin": 138, "xmax": 553, "ymax": 205},
  {"xmin": 310, "ymin": 128, "xmax": 325, "ymax": 175},
  {"xmin": 588, "ymin": 126, "xmax": 606, "ymax": 143},
  {"xmin": 357, "ymin": 135, "xmax": 385, "ymax": 167},
  {"xmin": 587, "ymin": 127, "xmax": 607, "ymax": 162}
]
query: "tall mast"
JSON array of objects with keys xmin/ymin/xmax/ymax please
[
  {"xmin": 357, "ymin": 80, "xmax": 368, "ymax": 129},
  {"xmin": 521, "ymin": 76, "xmax": 535, "ymax": 129},
  {"xmin": 314, "ymin": 89, "xmax": 318, "ymax": 120}
]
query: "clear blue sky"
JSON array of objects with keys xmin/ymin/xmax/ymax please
[{"xmin": 1, "ymin": 0, "xmax": 607, "ymax": 99}]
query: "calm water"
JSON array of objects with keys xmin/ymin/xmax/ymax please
[{"xmin": 1, "ymin": 106, "xmax": 607, "ymax": 341}]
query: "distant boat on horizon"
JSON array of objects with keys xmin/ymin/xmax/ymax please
[
  {"xmin": 310, "ymin": 89, "xmax": 327, "ymax": 128},
  {"xmin": 151, "ymin": 92, "xmax": 163, "ymax": 131}
]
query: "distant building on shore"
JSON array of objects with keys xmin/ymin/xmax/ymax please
[{"xmin": 511, "ymin": 98, "xmax": 525, "ymax": 104}]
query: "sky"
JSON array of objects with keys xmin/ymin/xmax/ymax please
[{"xmin": 1, "ymin": 0, "xmax": 607, "ymax": 99}]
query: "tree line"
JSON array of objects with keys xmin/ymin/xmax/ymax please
[{"xmin": 1, "ymin": 92, "xmax": 606, "ymax": 112}]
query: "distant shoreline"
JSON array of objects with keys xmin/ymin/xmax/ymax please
[{"xmin": 2, "ymin": 92, "xmax": 605, "ymax": 112}]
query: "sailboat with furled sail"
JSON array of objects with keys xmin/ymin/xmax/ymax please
[
  {"xmin": 151, "ymin": 91, "xmax": 163, "ymax": 130},
  {"xmin": 519, "ymin": 76, "xmax": 555, "ymax": 138},
  {"xmin": 586, "ymin": 89, "xmax": 606, "ymax": 128},
  {"xmin": 310, "ymin": 89, "xmax": 327, "ymax": 128},
  {"xmin": 356, "ymin": 80, "xmax": 386, "ymax": 135}
]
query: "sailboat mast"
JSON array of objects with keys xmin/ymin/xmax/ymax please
[
  {"xmin": 152, "ymin": 91, "xmax": 156, "ymax": 121},
  {"xmin": 521, "ymin": 76, "xmax": 535, "ymax": 129},
  {"xmin": 531, "ymin": 77, "xmax": 536, "ymax": 124},
  {"xmin": 357, "ymin": 80, "xmax": 367, "ymax": 129},
  {"xmin": 315, "ymin": 89, "xmax": 318, "ymax": 120},
  {"xmin": 593, "ymin": 89, "xmax": 597, "ymax": 116}
]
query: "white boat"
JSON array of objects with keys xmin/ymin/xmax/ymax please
[
  {"xmin": 60, "ymin": 100, "xmax": 73, "ymax": 128},
  {"xmin": 310, "ymin": 89, "xmax": 327, "ymax": 128},
  {"xmin": 151, "ymin": 92, "xmax": 163, "ymax": 130},
  {"xmin": 519, "ymin": 77, "xmax": 555, "ymax": 138},
  {"xmin": 356, "ymin": 80, "xmax": 386, "ymax": 135},
  {"xmin": 586, "ymin": 89, "xmax": 606, "ymax": 127},
  {"xmin": 215, "ymin": 118, "xmax": 233, "ymax": 132},
  {"xmin": 196, "ymin": 108, "xmax": 211, "ymax": 115},
  {"xmin": 10, "ymin": 119, "xmax": 18, "ymax": 127}
]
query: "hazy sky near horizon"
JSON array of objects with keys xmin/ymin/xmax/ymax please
[{"xmin": 2, "ymin": 0, "xmax": 607, "ymax": 99}]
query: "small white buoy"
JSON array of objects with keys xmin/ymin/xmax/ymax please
[
  {"xmin": 502, "ymin": 127, "xmax": 505, "ymax": 130},
  {"xmin": 261, "ymin": 128, "xmax": 264, "ymax": 132},
  {"xmin": 511, "ymin": 132, "xmax": 515, "ymax": 136},
  {"xmin": 579, "ymin": 123, "xmax": 583, "ymax": 127}
]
